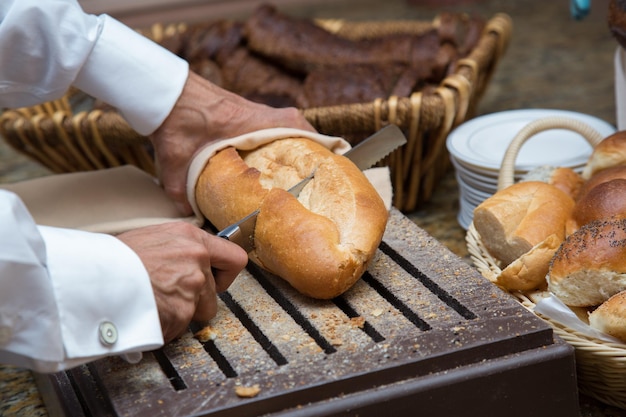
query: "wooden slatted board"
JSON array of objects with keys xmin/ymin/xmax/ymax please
[{"xmin": 34, "ymin": 209, "xmax": 580, "ymax": 417}]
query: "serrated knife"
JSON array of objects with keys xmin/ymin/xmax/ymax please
[{"xmin": 214, "ymin": 124, "xmax": 407, "ymax": 252}]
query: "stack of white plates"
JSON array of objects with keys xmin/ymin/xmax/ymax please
[{"xmin": 446, "ymin": 109, "xmax": 616, "ymax": 230}]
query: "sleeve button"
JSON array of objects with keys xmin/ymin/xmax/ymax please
[{"xmin": 98, "ymin": 321, "xmax": 118, "ymax": 346}]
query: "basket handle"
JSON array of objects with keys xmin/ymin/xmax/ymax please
[{"xmin": 497, "ymin": 116, "xmax": 606, "ymax": 191}]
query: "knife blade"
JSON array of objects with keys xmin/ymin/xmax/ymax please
[
  {"xmin": 215, "ymin": 124, "xmax": 407, "ymax": 252},
  {"xmin": 215, "ymin": 171, "xmax": 315, "ymax": 252}
]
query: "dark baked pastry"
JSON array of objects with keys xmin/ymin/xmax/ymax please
[{"xmin": 609, "ymin": 0, "xmax": 626, "ymax": 49}]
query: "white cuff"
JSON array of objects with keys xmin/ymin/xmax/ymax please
[
  {"xmin": 73, "ymin": 15, "xmax": 189, "ymax": 135},
  {"xmin": 39, "ymin": 226, "xmax": 164, "ymax": 366}
]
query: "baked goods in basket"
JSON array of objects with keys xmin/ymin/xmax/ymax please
[
  {"xmin": 195, "ymin": 136, "xmax": 388, "ymax": 300},
  {"xmin": 573, "ymin": 178, "xmax": 626, "ymax": 229},
  {"xmin": 495, "ymin": 233, "xmax": 561, "ymax": 291},
  {"xmin": 145, "ymin": 4, "xmax": 486, "ymax": 110},
  {"xmin": 581, "ymin": 130, "xmax": 626, "ymax": 179},
  {"xmin": 472, "ymin": 181, "xmax": 574, "ymax": 291},
  {"xmin": 589, "ymin": 290, "xmax": 626, "ymax": 342},
  {"xmin": 519, "ymin": 165, "xmax": 583, "ymax": 200},
  {"xmin": 547, "ymin": 218, "xmax": 626, "ymax": 307},
  {"xmin": 466, "ymin": 118, "xmax": 626, "ymax": 406},
  {"xmin": 577, "ymin": 165, "xmax": 626, "ymax": 198},
  {"xmin": 472, "ymin": 181, "xmax": 574, "ymax": 266}
]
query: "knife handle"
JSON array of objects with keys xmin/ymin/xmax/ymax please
[
  {"xmin": 216, "ymin": 223, "xmax": 241, "ymax": 240},
  {"xmin": 216, "ymin": 209, "xmax": 258, "ymax": 253}
]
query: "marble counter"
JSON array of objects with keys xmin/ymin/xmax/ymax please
[
  {"xmin": 0, "ymin": 0, "xmax": 623, "ymax": 416},
  {"xmin": 0, "ymin": 366, "xmax": 48, "ymax": 417}
]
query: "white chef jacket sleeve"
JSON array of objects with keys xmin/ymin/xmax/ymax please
[
  {"xmin": 0, "ymin": 190, "xmax": 164, "ymax": 373},
  {"xmin": 0, "ymin": 0, "xmax": 189, "ymax": 135}
]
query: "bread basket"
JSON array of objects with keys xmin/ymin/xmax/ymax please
[
  {"xmin": 0, "ymin": 12, "xmax": 512, "ymax": 212},
  {"xmin": 465, "ymin": 116, "xmax": 626, "ymax": 409}
]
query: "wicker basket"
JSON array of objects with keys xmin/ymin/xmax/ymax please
[
  {"xmin": 0, "ymin": 13, "xmax": 512, "ymax": 212},
  {"xmin": 465, "ymin": 116, "xmax": 626, "ymax": 409}
]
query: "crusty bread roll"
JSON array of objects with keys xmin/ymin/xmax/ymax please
[
  {"xmin": 576, "ymin": 165, "xmax": 626, "ymax": 202},
  {"xmin": 473, "ymin": 181, "xmax": 574, "ymax": 266},
  {"xmin": 589, "ymin": 290, "xmax": 626, "ymax": 342},
  {"xmin": 573, "ymin": 178, "xmax": 626, "ymax": 228},
  {"xmin": 582, "ymin": 131, "xmax": 626, "ymax": 180},
  {"xmin": 195, "ymin": 137, "xmax": 388, "ymax": 299},
  {"xmin": 495, "ymin": 234, "xmax": 560, "ymax": 291},
  {"xmin": 521, "ymin": 165, "xmax": 584, "ymax": 200},
  {"xmin": 548, "ymin": 218, "xmax": 626, "ymax": 307}
]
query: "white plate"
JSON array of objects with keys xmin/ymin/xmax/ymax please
[
  {"xmin": 456, "ymin": 175, "xmax": 494, "ymax": 198},
  {"xmin": 457, "ymin": 198, "xmax": 475, "ymax": 230},
  {"xmin": 458, "ymin": 175, "xmax": 495, "ymax": 194},
  {"xmin": 446, "ymin": 109, "xmax": 616, "ymax": 171},
  {"xmin": 451, "ymin": 155, "xmax": 546, "ymax": 181},
  {"xmin": 452, "ymin": 160, "xmax": 499, "ymax": 186}
]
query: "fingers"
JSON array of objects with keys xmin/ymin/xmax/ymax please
[
  {"xmin": 193, "ymin": 276, "xmax": 218, "ymax": 322},
  {"xmin": 202, "ymin": 234, "xmax": 249, "ymax": 292},
  {"xmin": 153, "ymin": 143, "xmax": 195, "ymax": 216},
  {"xmin": 161, "ymin": 171, "xmax": 193, "ymax": 216},
  {"xmin": 276, "ymin": 106, "xmax": 317, "ymax": 132},
  {"xmin": 119, "ymin": 222, "xmax": 248, "ymax": 340},
  {"xmin": 192, "ymin": 234, "xmax": 247, "ymax": 322}
]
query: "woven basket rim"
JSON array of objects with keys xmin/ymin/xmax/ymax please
[
  {"xmin": 0, "ymin": 12, "xmax": 512, "ymax": 141},
  {"xmin": 0, "ymin": 12, "xmax": 512, "ymax": 213}
]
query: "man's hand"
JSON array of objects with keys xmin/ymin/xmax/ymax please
[
  {"xmin": 117, "ymin": 221, "xmax": 248, "ymax": 342},
  {"xmin": 149, "ymin": 71, "xmax": 316, "ymax": 215}
]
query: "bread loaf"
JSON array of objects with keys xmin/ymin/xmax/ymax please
[
  {"xmin": 195, "ymin": 137, "xmax": 388, "ymax": 299},
  {"xmin": 521, "ymin": 165, "xmax": 583, "ymax": 200},
  {"xmin": 548, "ymin": 218, "xmax": 626, "ymax": 307},
  {"xmin": 577, "ymin": 165, "xmax": 626, "ymax": 200},
  {"xmin": 473, "ymin": 181, "xmax": 574, "ymax": 266},
  {"xmin": 573, "ymin": 178, "xmax": 626, "ymax": 228},
  {"xmin": 589, "ymin": 290, "xmax": 626, "ymax": 342},
  {"xmin": 495, "ymin": 233, "xmax": 560, "ymax": 291},
  {"xmin": 581, "ymin": 131, "xmax": 626, "ymax": 180}
]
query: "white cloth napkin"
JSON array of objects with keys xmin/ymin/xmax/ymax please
[
  {"xmin": 1, "ymin": 164, "xmax": 200, "ymax": 234},
  {"xmin": 534, "ymin": 294, "xmax": 624, "ymax": 344}
]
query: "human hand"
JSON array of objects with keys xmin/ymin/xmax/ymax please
[
  {"xmin": 149, "ymin": 71, "xmax": 317, "ymax": 215},
  {"xmin": 116, "ymin": 221, "xmax": 248, "ymax": 342}
]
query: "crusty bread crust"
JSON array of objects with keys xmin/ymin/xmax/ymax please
[
  {"xmin": 473, "ymin": 181, "xmax": 574, "ymax": 266},
  {"xmin": 521, "ymin": 166, "xmax": 583, "ymax": 200},
  {"xmin": 577, "ymin": 165, "xmax": 626, "ymax": 202},
  {"xmin": 496, "ymin": 234, "xmax": 560, "ymax": 291},
  {"xmin": 589, "ymin": 290, "xmax": 626, "ymax": 342},
  {"xmin": 573, "ymin": 178, "xmax": 626, "ymax": 228},
  {"xmin": 195, "ymin": 137, "xmax": 388, "ymax": 299},
  {"xmin": 582, "ymin": 131, "xmax": 626, "ymax": 180},
  {"xmin": 196, "ymin": 146, "xmax": 268, "ymax": 229},
  {"xmin": 548, "ymin": 218, "xmax": 626, "ymax": 307},
  {"xmin": 549, "ymin": 167, "xmax": 584, "ymax": 200}
]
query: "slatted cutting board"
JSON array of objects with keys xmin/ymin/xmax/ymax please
[{"xmin": 34, "ymin": 208, "xmax": 580, "ymax": 417}]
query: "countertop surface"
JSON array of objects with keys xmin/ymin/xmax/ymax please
[{"xmin": 1, "ymin": 0, "xmax": 624, "ymax": 416}]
